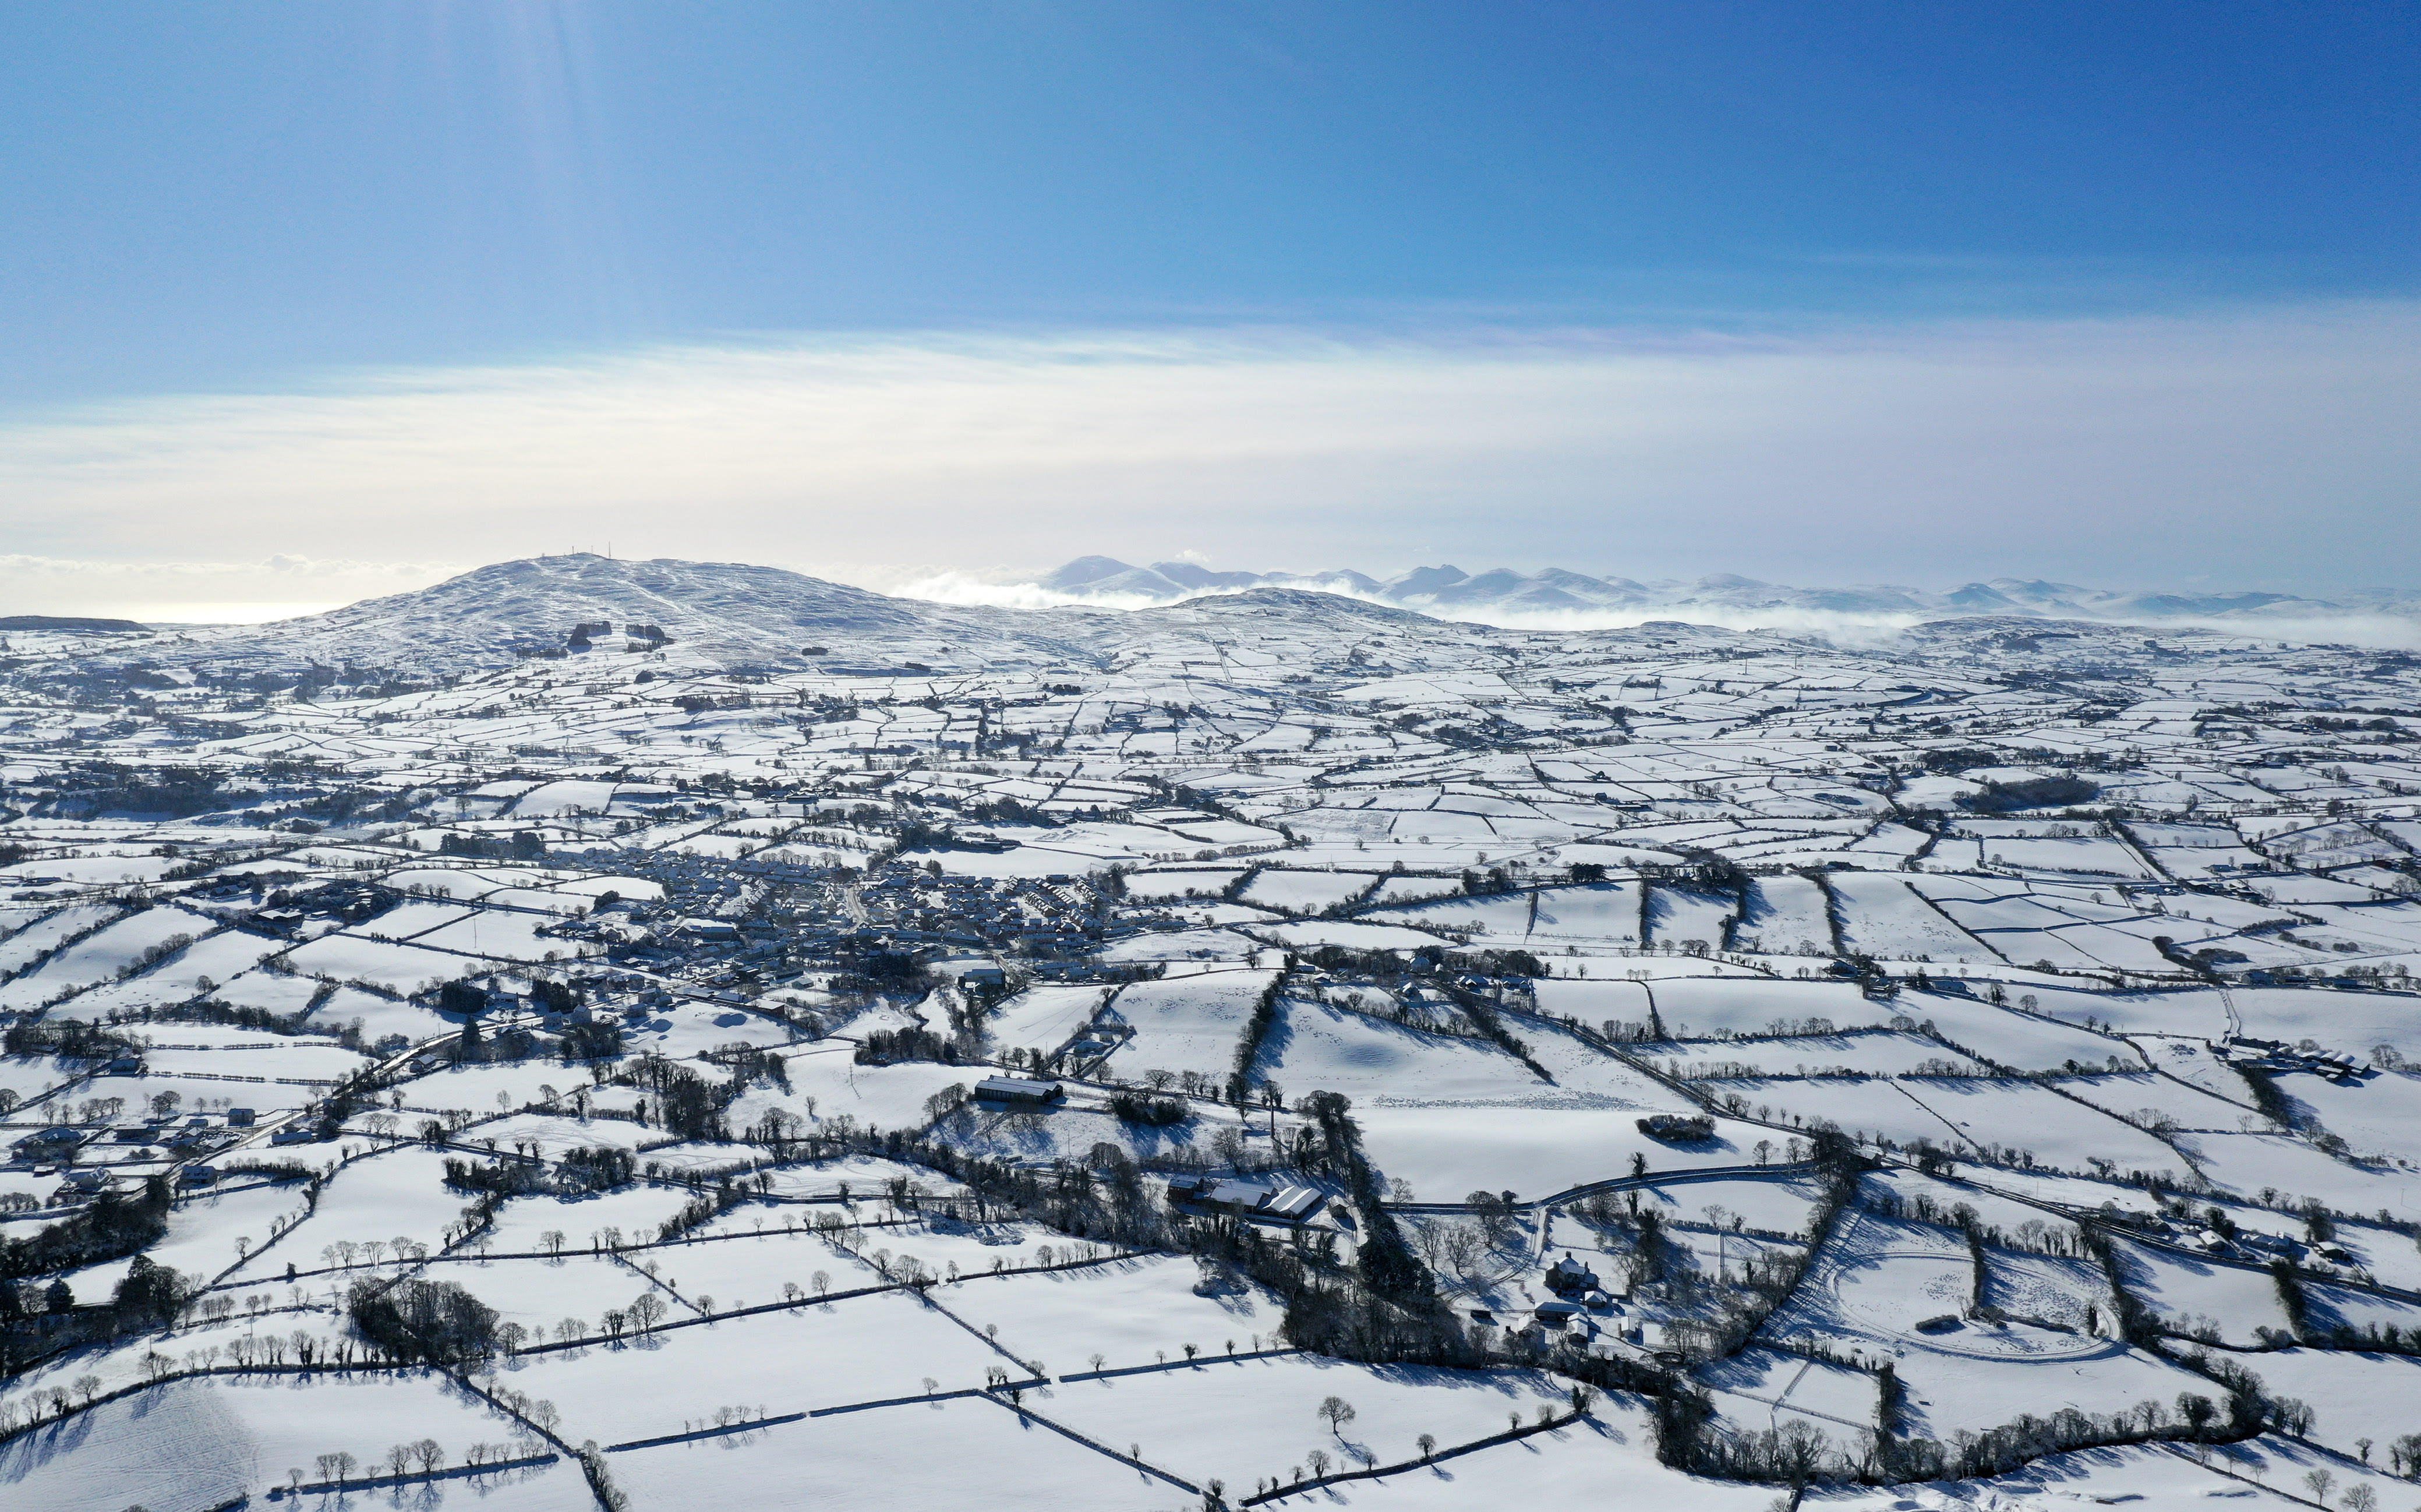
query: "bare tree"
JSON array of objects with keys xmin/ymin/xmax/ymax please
[{"xmin": 1318, "ymin": 1396, "xmax": 1357, "ymax": 1439}]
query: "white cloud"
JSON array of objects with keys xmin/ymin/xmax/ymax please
[
  {"xmin": 0, "ymin": 554, "xmax": 461, "ymax": 622},
  {"xmin": 1, "ymin": 303, "xmax": 2416, "ymax": 614}
]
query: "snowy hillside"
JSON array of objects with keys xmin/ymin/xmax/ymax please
[
  {"xmin": 5, "ymin": 553, "xmax": 2421, "ymax": 1511},
  {"xmin": 126, "ymin": 554, "xmax": 1106, "ymax": 675}
]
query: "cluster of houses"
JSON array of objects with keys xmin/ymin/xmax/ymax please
[
  {"xmin": 5, "ymin": 1113, "xmax": 252, "ymax": 1204},
  {"xmin": 1466, "ymin": 1250, "xmax": 1677, "ymax": 1361},
  {"xmin": 2124, "ymin": 1208, "xmax": 2358, "ymax": 1273}
]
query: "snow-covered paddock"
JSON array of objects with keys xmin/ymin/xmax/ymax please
[
  {"xmin": 499, "ymin": 1286, "xmax": 1004, "ymax": 1437},
  {"xmin": 691, "ymin": 1153, "xmax": 972, "ymax": 1208},
  {"xmin": 391, "ymin": 1058, "xmax": 589, "ymax": 1116},
  {"xmin": 1254, "ymin": 997, "xmax": 1548, "ymax": 1103},
  {"xmin": 302, "ymin": 982, "xmax": 453, "ymax": 1041},
  {"xmin": 2298, "ymin": 1276, "xmax": 2421, "ymax": 1340},
  {"xmin": 1803, "ymin": 1442, "xmax": 2311, "ymax": 1511},
  {"xmin": 482, "ymin": 1181, "xmax": 705, "ymax": 1252},
  {"xmin": 1982, "ymin": 1249, "xmax": 2113, "ymax": 1333},
  {"xmin": 136, "ymin": 1037, "xmax": 369, "ymax": 1083},
  {"xmin": 1697, "ymin": 1348, "xmax": 1879, "ymax": 1444},
  {"xmin": 1896, "ymin": 992, "xmax": 2145, "ymax": 1072},
  {"xmin": 470, "ymin": 1111, "xmax": 660, "ymax": 1158},
  {"xmin": 89, "ymin": 1069, "xmax": 321, "ymax": 1116},
  {"xmin": 1353, "ymin": 1103, "xmax": 1765, "ymax": 1202},
  {"xmin": 146, "ymin": 1179, "xmax": 314, "ymax": 1287},
  {"xmin": 216, "ymin": 1146, "xmax": 474, "ymax": 1285},
  {"xmin": 2280, "ymin": 1068, "xmax": 2421, "ymax": 1159},
  {"xmin": 2019, "ymin": 984, "xmax": 2234, "ymax": 1038},
  {"xmin": 1039, "ymin": 1351, "xmax": 1572, "ymax": 1494},
  {"xmin": 1731, "ymin": 1075, "xmax": 2196, "ymax": 1179},
  {"xmin": 1889, "ymin": 1335, "xmax": 2207, "ymax": 1440},
  {"xmin": 2242, "ymin": 1347, "xmax": 2421, "ymax": 1462},
  {"xmin": 932, "ymin": 1093, "xmax": 1228, "ymax": 1169},
  {"xmin": 944, "ymin": 1254, "xmax": 1285, "ymax": 1370},
  {"xmin": 0, "ymin": 1050, "xmax": 82, "ymax": 1107},
  {"xmin": 1769, "ymin": 1212, "xmax": 1974, "ymax": 1347},
  {"xmin": 2056, "ymin": 1070, "xmax": 2270, "ymax": 1132},
  {"xmin": 0, "ymin": 906, "xmax": 219, "ymax": 1012},
  {"xmin": 1243, "ymin": 868, "xmax": 1383, "ymax": 912},
  {"xmin": 68, "ymin": 928, "xmax": 287, "ymax": 1013},
  {"xmin": 278, "ymin": 931, "xmax": 482, "ymax": 994},
  {"xmin": 1101, "ymin": 967, "xmax": 1281, "ymax": 1082},
  {"xmin": 1764, "ymin": 1209, "xmax": 2182, "ymax": 1436},
  {"xmin": 1641, "ymin": 1030, "xmax": 1988, "ymax": 1079},
  {"xmin": 0, "ymin": 904, "xmax": 120, "ymax": 978},
  {"xmin": 982, "ymin": 982, "xmax": 1112, "ymax": 1051},
  {"xmin": 618, "ymin": 1000, "xmax": 796, "ymax": 1057},
  {"xmin": 1553, "ymin": 1171, "xmax": 1824, "ymax": 1240},
  {"xmin": 1514, "ymin": 1016, "xmax": 1709, "ymax": 1105},
  {"xmin": 1637, "ymin": 976, "xmax": 1900, "ymax": 1040},
  {"xmin": 0, "ymin": 1370, "xmax": 585, "ymax": 1512},
  {"xmin": 2169, "ymin": 1131, "xmax": 2413, "ymax": 1214},
  {"xmin": 1257, "ymin": 1398, "xmax": 1780, "ymax": 1512},
  {"xmin": 777, "ymin": 1046, "xmax": 976, "ymax": 1132},
  {"xmin": 627, "ymin": 1225, "xmax": 879, "ymax": 1308},
  {"xmin": 606, "ymin": 1391, "xmax": 1170, "ymax": 1511},
  {"xmin": 455, "ymin": 1251, "xmax": 667, "ymax": 1334},
  {"xmin": 2224, "ymin": 985, "xmax": 2421, "ymax": 1060}
]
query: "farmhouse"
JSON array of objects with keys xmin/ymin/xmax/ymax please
[
  {"xmin": 1544, "ymin": 1252, "xmax": 1599, "ymax": 1296},
  {"xmin": 11, "ymin": 1127, "xmax": 83, "ymax": 1161}
]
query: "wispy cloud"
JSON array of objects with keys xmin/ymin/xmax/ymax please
[
  {"xmin": 3, "ymin": 303, "xmax": 2416, "ymax": 615},
  {"xmin": 0, "ymin": 553, "xmax": 463, "ymax": 621}
]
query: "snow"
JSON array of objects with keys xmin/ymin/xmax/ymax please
[
  {"xmin": 11, "ymin": 558, "xmax": 2421, "ymax": 1508},
  {"xmin": 1242, "ymin": 869, "xmax": 1381, "ymax": 912},
  {"xmin": 606, "ymin": 1391, "xmax": 1177, "ymax": 1511},
  {"xmin": 1262, "ymin": 1398, "xmax": 1779, "ymax": 1511},
  {"xmin": 1101, "ymin": 968, "xmax": 1278, "ymax": 1082},
  {"xmin": 500, "ymin": 1287, "xmax": 1003, "ymax": 1437},
  {"xmin": 1354, "ymin": 1103, "xmax": 1759, "ymax": 1202},
  {"xmin": 1253, "ymin": 998, "xmax": 1547, "ymax": 1104},
  {"xmin": 2112, "ymin": 1238, "xmax": 2297, "ymax": 1344},
  {"xmin": 1042, "ymin": 1352, "xmax": 1571, "ymax": 1494},
  {"xmin": 0, "ymin": 1370, "xmax": 588, "ymax": 1512}
]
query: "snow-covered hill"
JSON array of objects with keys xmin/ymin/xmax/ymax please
[{"xmin": 133, "ymin": 554, "xmax": 1107, "ymax": 675}]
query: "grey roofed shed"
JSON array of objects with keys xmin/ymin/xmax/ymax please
[{"xmin": 973, "ymin": 1076, "xmax": 1063, "ymax": 1104}]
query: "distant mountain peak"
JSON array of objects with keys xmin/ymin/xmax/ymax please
[{"xmin": 1024, "ymin": 554, "xmax": 2402, "ymax": 628}]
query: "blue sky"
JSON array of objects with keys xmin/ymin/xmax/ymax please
[{"xmin": 2, "ymin": 2, "xmax": 2416, "ymax": 616}]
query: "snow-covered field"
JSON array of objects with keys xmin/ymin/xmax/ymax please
[{"xmin": 5, "ymin": 554, "xmax": 2421, "ymax": 1509}]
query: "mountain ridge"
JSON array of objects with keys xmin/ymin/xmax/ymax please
[{"xmin": 1015, "ymin": 556, "xmax": 2413, "ymax": 624}]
